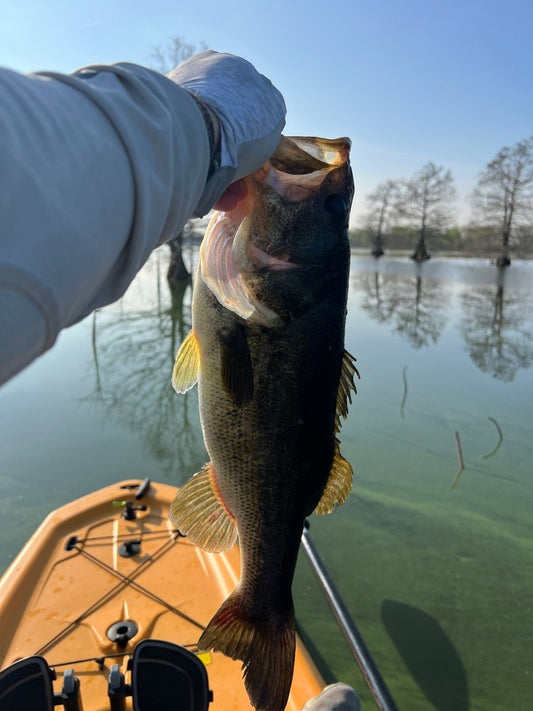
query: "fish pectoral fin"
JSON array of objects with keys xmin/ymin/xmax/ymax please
[
  {"xmin": 335, "ymin": 350, "xmax": 360, "ymax": 429},
  {"xmin": 172, "ymin": 329, "xmax": 200, "ymax": 394},
  {"xmin": 315, "ymin": 439, "xmax": 353, "ymax": 515},
  {"xmin": 169, "ymin": 463, "xmax": 237, "ymax": 552},
  {"xmin": 199, "ymin": 592, "xmax": 296, "ymax": 711},
  {"xmin": 220, "ymin": 325, "xmax": 254, "ymax": 407}
]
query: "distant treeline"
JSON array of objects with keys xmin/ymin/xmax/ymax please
[
  {"xmin": 357, "ymin": 136, "xmax": 533, "ymax": 265},
  {"xmin": 350, "ymin": 223, "xmax": 533, "ymax": 256}
]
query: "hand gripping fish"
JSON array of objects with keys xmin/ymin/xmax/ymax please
[{"xmin": 170, "ymin": 135, "xmax": 358, "ymax": 711}]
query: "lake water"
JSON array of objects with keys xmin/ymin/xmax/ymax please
[{"xmin": 0, "ymin": 248, "xmax": 531, "ymax": 710}]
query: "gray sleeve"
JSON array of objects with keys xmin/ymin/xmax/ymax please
[{"xmin": 0, "ymin": 63, "xmax": 210, "ymax": 385}]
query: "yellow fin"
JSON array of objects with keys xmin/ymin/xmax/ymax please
[
  {"xmin": 315, "ymin": 439, "xmax": 353, "ymax": 515},
  {"xmin": 172, "ymin": 329, "xmax": 200, "ymax": 394},
  {"xmin": 335, "ymin": 350, "xmax": 359, "ymax": 430},
  {"xmin": 169, "ymin": 464, "xmax": 237, "ymax": 553},
  {"xmin": 316, "ymin": 350, "xmax": 358, "ymax": 516}
]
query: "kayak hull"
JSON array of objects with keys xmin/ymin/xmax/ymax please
[{"xmin": 0, "ymin": 479, "xmax": 324, "ymax": 711}]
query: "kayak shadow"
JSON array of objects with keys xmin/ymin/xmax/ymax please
[
  {"xmin": 381, "ymin": 600, "xmax": 469, "ymax": 711},
  {"xmin": 295, "ymin": 624, "xmax": 337, "ymax": 685}
]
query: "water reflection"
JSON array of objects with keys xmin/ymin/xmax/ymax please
[
  {"xmin": 351, "ymin": 257, "xmax": 533, "ymax": 380},
  {"xmin": 85, "ymin": 254, "xmax": 204, "ymax": 479},
  {"xmin": 352, "ymin": 268, "xmax": 448, "ymax": 348},
  {"xmin": 460, "ymin": 268, "xmax": 533, "ymax": 382}
]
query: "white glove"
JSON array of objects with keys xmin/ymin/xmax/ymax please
[
  {"xmin": 168, "ymin": 50, "xmax": 286, "ymax": 215},
  {"xmin": 302, "ymin": 683, "xmax": 362, "ymax": 711}
]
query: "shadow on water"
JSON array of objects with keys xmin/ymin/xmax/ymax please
[
  {"xmin": 295, "ymin": 623, "xmax": 337, "ymax": 687},
  {"xmin": 381, "ymin": 600, "xmax": 469, "ymax": 711}
]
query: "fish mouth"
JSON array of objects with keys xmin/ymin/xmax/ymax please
[{"xmin": 199, "ymin": 135, "xmax": 352, "ymax": 326}]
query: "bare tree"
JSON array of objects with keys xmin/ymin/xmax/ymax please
[
  {"xmin": 364, "ymin": 179, "xmax": 400, "ymax": 257},
  {"xmin": 149, "ymin": 35, "xmax": 207, "ymax": 75},
  {"xmin": 472, "ymin": 137, "xmax": 533, "ymax": 267},
  {"xmin": 398, "ymin": 163, "xmax": 456, "ymax": 262},
  {"xmin": 149, "ymin": 36, "xmax": 208, "ymax": 281}
]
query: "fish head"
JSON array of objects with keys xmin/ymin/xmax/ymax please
[{"xmin": 200, "ymin": 136, "xmax": 354, "ymax": 325}]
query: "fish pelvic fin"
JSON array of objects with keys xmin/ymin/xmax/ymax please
[
  {"xmin": 172, "ymin": 329, "xmax": 200, "ymax": 394},
  {"xmin": 315, "ymin": 350, "xmax": 359, "ymax": 516},
  {"xmin": 169, "ymin": 463, "xmax": 237, "ymax": 552},
  {"xmin": 198, "ymin": 592, "xmax": 296, "ymax": 711}
]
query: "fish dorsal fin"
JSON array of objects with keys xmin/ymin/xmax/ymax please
[
  {"xmin": 335, "ymin": 350, "xmax": 360, "ymax": 429},
  {"xmin": 172, "ymin": 329, "xmax": 200, "ymax": 394},
  {"xmin": 315, "ymin": 350, "xmax": 359, "ymax": 515},
  {"xmin": 220, "ymin": 324, "xmax": 254, "ymax": 406},
  {"xmin": 169, "ymin": 463, "xmax": 237, "ymax": 553},
  {"xmin": 315, "ymin": 439, "xmax": 353, "ymax": 515}
]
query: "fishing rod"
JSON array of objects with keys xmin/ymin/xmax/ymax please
[{"xmin": 301, "ymin": 523, "xmax": 399, "ymax": 711}]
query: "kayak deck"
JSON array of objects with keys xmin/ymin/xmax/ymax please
[{"xmin": 0, "ymin": 479, "xmax": 323, "ymax": 711}]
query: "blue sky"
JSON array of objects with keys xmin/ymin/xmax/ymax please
[{"xmin": 2, "ymin": 0, "xmax": 531, "ymax": 224}]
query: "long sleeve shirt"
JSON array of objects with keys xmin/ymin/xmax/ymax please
[{"xmin": 0, "ymin": 63, "xmax": 212, "ymax": 385}]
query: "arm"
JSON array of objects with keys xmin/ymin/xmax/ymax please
[{"xmin": 0, "ymin": 52, "xmax": 285, "ymax": 385}]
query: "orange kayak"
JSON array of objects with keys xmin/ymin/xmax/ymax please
[{"xmin": 0, "ymin": 479, "xmax": 324, "ymax": 710}]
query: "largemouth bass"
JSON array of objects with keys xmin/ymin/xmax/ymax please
[{"xmin": 170, "ymin": 136, "xmax": 358, "ymax": 711}]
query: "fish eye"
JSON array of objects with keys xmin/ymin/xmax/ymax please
[{"xmin": 324, "ymin": 194, "xmax": 348, "ymax": 219}]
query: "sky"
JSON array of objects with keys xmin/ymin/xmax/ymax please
[{"xmin": 1, "ymin": 0, "xmax": 531, "ymax": 225}]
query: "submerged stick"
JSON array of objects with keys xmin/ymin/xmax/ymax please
[
  {"xmin": 400, "ymin": 365, "xmax": 408, "ymax": 418},
  {"xmin": 483, "ymin": 417, "xmax": 503, "ymax": 460},
  {"xmin": 450, "ymin": 430, "xmax": 465, "ymax": 491}
]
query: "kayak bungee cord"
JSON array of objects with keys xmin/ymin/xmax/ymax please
[
  {"xmin": 46, "ymin": 642, "xmax": 199, "ymax": 671},
  {"xmin": 35, "ymin": 532, "xmax": 204, "ymax": 657},
  {"xmin": 70, "ymin": 540, "xmax": 205, "ymax": 630},
  {"xmin": 70, "ymin": 528, "xmax": 176, "ymax": 544}
]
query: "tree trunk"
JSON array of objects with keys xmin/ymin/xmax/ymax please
[
  {"xmin": 496, "ymin": 226, "xmax": 511, "ymax": 266},
  {"xmin": 371, "ymin": 232, "xmax": 385, "ymax": 257},
  {"xmin": 167, "ymin": 233, "xmax": 190, "ymax": 282},
  {"xmin": 411, "ymin": 234, "xmax": 431, "ymax": 262}
]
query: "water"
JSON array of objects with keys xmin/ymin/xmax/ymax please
[{"xmin": 0, "ymin": 248, "xmax": 532, "ymax": 710}]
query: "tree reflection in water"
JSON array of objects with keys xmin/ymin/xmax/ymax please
[
  {"xmin": 353, "ymin": 267, "xmax": 448, "ymax": 348},
  {"xmin": 85, "ymin": 249, "xmax": 204, "ymax": 480},
  {"xmin": 460, "ymin": 268, "xmax": 533, "ymax": 382}
]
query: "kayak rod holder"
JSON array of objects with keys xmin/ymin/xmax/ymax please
[{"xmin": 301, "ymin": 523, "xmax": 399, "ymax": 711}]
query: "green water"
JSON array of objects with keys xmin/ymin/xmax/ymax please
[{"xmin": 0, "ymin": 249, "xmax": 532, "ymax": 710}]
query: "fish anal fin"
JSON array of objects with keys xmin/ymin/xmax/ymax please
[
  {"xmin": 198, "ymin": 592, "xmax": 296, "ymax": 711},
  {"xmin": 172, "ymin": 329, "xmax": 200, "ymax": 394},
  {"xmin": 220, "ymin": 324, "xmax": 253, "ymax": 406},
  {"xmin": 315, "ymin": 439, "xmax": 353, "ymax": 515},
  {"xmin": 335, "ymin": 349, "xmax": 360, "ymax": 427},
  {"xmin": 169, "ymin": 463, "xmax": 237, "ymax": 553}
]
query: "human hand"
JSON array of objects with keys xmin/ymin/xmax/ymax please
[{"xmin": 168, "ymin": 50, "xmax": 286, "ymax": 215}]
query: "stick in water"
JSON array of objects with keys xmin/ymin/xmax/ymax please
[
  {"xmin": 450, "ymin": 430, "xmax": 465, "ymax": 491},
  {"xmin": 483, "ymin": 417, "xmax": 503, "ymax": 460}
]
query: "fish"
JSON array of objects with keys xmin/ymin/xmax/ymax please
[{"xmin": 169, "ymin": 135, "xmax": 358, "ymax": 711}]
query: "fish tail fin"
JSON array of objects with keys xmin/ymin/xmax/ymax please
[{"xmin": 198, "ymin": 591, "xmax": 296, "ymax": 711}]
